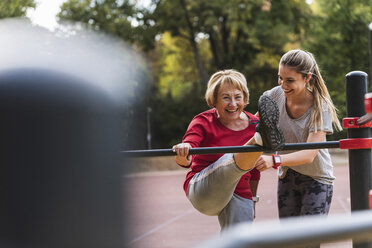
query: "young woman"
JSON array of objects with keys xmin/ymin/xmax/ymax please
[
  {"xmin": 254, "ymin": 49, "xmax": 342, "ymax": 219},
  {"xmin": 172, "ymin": 69, "xmax": 284, "ymax": 231}
]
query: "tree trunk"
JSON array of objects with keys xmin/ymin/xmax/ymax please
[
  {"xmin": 220, "ymin": 14, "xmax": 231, "ymax": 67},
  {"xmin": 179, "ymin": 0, "xmax": 209, "ymax": 85},
  {"xmin": 208, "ymin": 30, "xmax": 222, "ymax": 69}
]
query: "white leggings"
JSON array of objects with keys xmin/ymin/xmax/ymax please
[{"xmin": 186, "ymin": 153, "xmax": 254, "ymax": 231}]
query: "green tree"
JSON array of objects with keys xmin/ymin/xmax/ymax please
[
  {"xmin": 150, "ymin": 0, "xmax": 313, "ymax": 107},
  {"xmin": 304, "ymin": 0, "xmax": 372, "ymax": 139},
  {"xmin": 58, "ymin": 0, "xmax": 156, "ymax": 51},
  {"xmin": 57, "ymin": 0, "xmax": 315, "ymax": 148},
  {"xmin": 0, "ymin": 0, "xmax": 35, "ymax": 18},
  {"xmin": 149, "ymin": 32, "xmax": 210, "ymax": 147},
  {"xmin": 146, "ymin": 0, "xmax": 315, "ymax": 148}
]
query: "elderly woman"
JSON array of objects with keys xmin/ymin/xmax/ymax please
[{"xmin": 172, "ymin": 69, "xmax": 284, "ymax": 231}]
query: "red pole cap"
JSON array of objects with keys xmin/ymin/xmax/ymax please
[{"xmin": 364, "ymin": 93, "xmax": 372, "ymax": 113}]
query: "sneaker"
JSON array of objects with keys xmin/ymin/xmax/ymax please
[{"xmin": 256, "ymin": 95, "xmax": 285, "ymax": 150}]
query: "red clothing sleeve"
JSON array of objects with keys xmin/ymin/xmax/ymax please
[{"xmin": 183, "ymin": 116, "xmax": 206, "ymax": 149}]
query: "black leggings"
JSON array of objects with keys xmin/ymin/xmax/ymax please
[{"xmin": 278, "ymin": 168, "xmax": 333, "ymax": 218}]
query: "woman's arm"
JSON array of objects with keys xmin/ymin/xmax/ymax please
[
  {"xmin": 255, "ymin": 131, "xmax": 327, "ymax": 171},
  {"xmin": 277, "ymin": 131, "xmax": 326, "ymax": 166},
  {"xmin": 172, "ymin": 115, "xmax": 206, "ymax": 168}
]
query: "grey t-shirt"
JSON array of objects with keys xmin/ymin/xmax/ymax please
[{"xmin": 264, "ymin": 86, "xmax": 335, "ymax": 185}]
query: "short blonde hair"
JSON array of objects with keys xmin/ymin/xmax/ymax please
[{"xmin": 205, "ymin": 69, "xmax": 249, "ymax": 107}]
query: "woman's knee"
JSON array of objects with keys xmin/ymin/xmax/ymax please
[{"xmin": 187, "ymin": 193, "xmax": 224, "ymax": 216}]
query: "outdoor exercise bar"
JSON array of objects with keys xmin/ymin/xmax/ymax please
[
  {"xmin": 195, "ymin": 210, "xmax": 372, "ymax": 248},
  {"xmin": 346, "ymin": 72, "xmax": 372, "ymax": 210},
  {"xmin": 121, "ymin": 141, "xmax": 340, "ymax": 157}
]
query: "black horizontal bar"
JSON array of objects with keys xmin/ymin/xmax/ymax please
[{"xmin": 121, "ymin": 141, "xmax": 340, "ymax": 157}]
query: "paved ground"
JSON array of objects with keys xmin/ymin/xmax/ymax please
[{"xmin": 124, "ymin": 151, "xmax": 354, "ymax": 248}]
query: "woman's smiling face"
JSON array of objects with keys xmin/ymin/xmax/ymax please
[
  {"xmin": 215, "ymin": 83, "xmax": 245, "ymax": 123},
  {"xmin": 278, "ymin": 65, "xmax": 310, "ymax": 97}
]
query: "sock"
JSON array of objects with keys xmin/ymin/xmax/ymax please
[{"xmin": 254, "ymin": 132, "xmax": 263, "ymax": 146}]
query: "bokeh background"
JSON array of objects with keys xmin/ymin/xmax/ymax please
[{"xmin": 2, "ymin": 0, "xmax": 372, "ymax": 150}]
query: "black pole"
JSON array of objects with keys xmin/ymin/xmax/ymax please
[
  {"xmin": 0, "ymin": 69, "xmax": 124, "ymax": 248},
  {"xmin": 122, "ymin": 141, "xmax": 340, "ymax": 157},
  {"xmin": 369, "ymin": 23, "xmax": 372, "ymax": 77},
  {"xmin": 147, "ymin": 107, "xmax": 152, "ymax": 149},
  {"xmin": 346, "ymin": 71, "xmax": 372, "ymax": 248}
]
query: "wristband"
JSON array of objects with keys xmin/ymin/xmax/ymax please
[{"xmin": 272, "ymin": 154, "xmax": 282, "ymax": 169}]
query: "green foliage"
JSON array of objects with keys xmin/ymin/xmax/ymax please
[
  {"xmin": 304, "ymin": 0, "xmax": 372, "ymax": 140},
  {"xmin": 156, "ymin": 32, "xmax": 199, "ymax": 98},
  {"xmin": 58, "ymin": 0, "xmax": 372, "ymax": 148},
  {"xmin": 0, "ymin": 0, "xmax": 35, "ymax": 18},
  {"xmin": 147, "ymin": 0, "xmax": 315, "ymax": 148},
  {"xmin": 151, "ymin": 87, "xmax": 207, "ymax": 148},
  {"xmin": 58, "ymin": 0, "xmax": 157, "ymax": 51}
]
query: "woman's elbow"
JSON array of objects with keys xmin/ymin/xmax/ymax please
[
  {"xmin": 303, "ymin": 153, "xmax": 318, "ymax": 164},
  {"xmin": 303, "ymin": 157, "xmax": 315, "ymax": 164},
  {"xmin": 299, "ymin": 148, "xmax": 319, "ymax": 164}
]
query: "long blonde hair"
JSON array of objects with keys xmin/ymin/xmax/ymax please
[{"xmin": 280, "ymin": 49, "xmax": 342, "ymax": 131}]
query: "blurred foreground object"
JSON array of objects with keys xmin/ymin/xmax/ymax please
[
  {"xmin": 195, "ymin": 210, "xmax": 372, "ymax": 248},
  {"xmin": 0, "ymin": 18, "xmax": 145, "ymax": 248}
]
